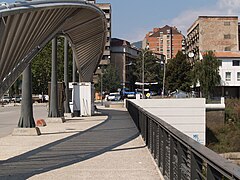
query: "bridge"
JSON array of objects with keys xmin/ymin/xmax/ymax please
[{"xmin": 0, "ymin": 1, "xmax": 240, "ymax": 179}]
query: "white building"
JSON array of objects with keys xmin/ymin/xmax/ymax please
[{"xmin": 214, "ymin": 51, "xmax": 240, "ymax": 98}]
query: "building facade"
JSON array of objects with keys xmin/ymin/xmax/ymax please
[
  {"xmin": 186, "ymin": 16, "xmax": 239, "ymax": 61},
  {"xmin": 86, "ymin": 0, "xmax": 111, "ymax": 82},
  {"xmin": 187, "ymin": 16, "xmax": 240, "ymax": 98},
  {"xmin": 143, "ymin": 25, "xmax": 185, "ymax": 60},
  {"xmin": 110, "ymin": 38, "xmax": 140, "ymax": 92},
  {"xmin": 214, "ymin": 51, "xmax": 240, "ymax": 98},
  {"xmin": 96, "ymin": 3, "xmax": 111, "ymax": 67}
]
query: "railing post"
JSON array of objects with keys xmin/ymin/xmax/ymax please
[
  {"xmin": 162, "ymin": 130, "xmax": 167, "ymax": 177},
  {"xmin": 191, "ymin": 152, "xmax": 202, "ymax": 179},
  {"xmin": 153, "ymin": 122, "xmax": 157, "ymax": 160},
  {"xmin": 158, "ymin": 127, "xmax": 163, "ymax": 169},
  {"xmin": 207, "ymin": 165, "xmax": 222, "ymax": 179}
]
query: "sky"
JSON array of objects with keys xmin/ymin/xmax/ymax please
[
  {"xmin": 4, "ymin": 0, "xmax": 240, "ymax": 43},
  {"xmin": 97, "ymin": 0, "xmax": 240, "ymax": 42}
]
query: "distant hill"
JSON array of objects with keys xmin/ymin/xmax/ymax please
[{"xmin": 131, "ymin": 41, "xmax": 142, "ymax": 49}]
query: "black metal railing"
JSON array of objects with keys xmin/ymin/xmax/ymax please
[{"xmin": 126, "ymin": 100, "xmax": 240, "ymax": 180}]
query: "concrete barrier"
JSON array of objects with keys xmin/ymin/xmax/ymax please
[{"xmin": 130, "ymin": 98, "xmax": 206, "ymax": 145}]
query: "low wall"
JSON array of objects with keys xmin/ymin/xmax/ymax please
[{"xmin": 129, "ymin": 98, "xmax": 206, "ymax": 145}]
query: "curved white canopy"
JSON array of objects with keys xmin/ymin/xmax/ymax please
[{"xmin": 0, "ymin": 0, "xmax": 107, "ymax": 97}]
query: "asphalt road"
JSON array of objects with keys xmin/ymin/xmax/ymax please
[{"xmin": 0, "ymin": 104, "xmax": 48, "ymax": 138}]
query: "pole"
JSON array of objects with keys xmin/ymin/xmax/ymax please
[
  {"xmin": 18, "ymin": 63, "xmax": 35, "ymax": 128},
  {"xmin": 48, "ymin": 37, "xmax": 60, "ymax": 117},
  {"xmin": 64, "ymin": 37, "xmax": 71, "ymax": 113},
  {"xmin": 123, "ymin": 47, "xmax": 126, "ymax": 97},
  {"xmin": 162, "ymin": 61, "xmax": 166, "ymax": 98},
  {"xmin": 100, "ymin": 68, "xmax": 103, "ymax": 106},
  {"xmin": 142, "ymin": 52, "xmax": 145, "ymax": 99},
  {"xmin": 73, "ymin": 53, "xmax": 76, "ymax": 82}
]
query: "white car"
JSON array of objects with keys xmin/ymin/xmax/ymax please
[{"xmin": 107, "ymin": 92, "xmax": 121, "ymax": 101}]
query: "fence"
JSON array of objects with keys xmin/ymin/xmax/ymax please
[{"xmin": 126, "ymin": 100, "xmax": 240, "ymax": 180}]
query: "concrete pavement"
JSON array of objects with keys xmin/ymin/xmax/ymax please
[
  {"xmin": 0, "ymin": 106, "xmax": 163, "ymax": 179},
  {"xmin": 0, "ymin": 104, "xmax": 48, "ymax": 138}
]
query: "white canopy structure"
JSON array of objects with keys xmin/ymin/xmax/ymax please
[{"xmin": 0, "ymin": 0, "xmax": 107, "ymax": 97}]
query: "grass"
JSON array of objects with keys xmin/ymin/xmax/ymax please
[{"xmin": 207, "ymin": 122, "xmax": 240, "ymax": 153}]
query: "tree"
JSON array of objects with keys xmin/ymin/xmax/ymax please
[
  {"xmin": 101, "ymin": 64, "xmax": 121, "ymax": 93},
  {"xmin": 165, "ymin": 51, "xmax": 192, "ymax": 92},
  {"xmin": 31, "ymin": 37, "xmax": 73, "ymax": 94},
  {"xmin": 192, "ymin": 51, "xmax": 221, "ymax": 99},
  {"xmin": 132, "ymin": 50, "xmax": 162, "ymax": 92}
]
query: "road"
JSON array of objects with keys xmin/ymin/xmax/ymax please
[{"xmin": 0, "ymin": 104, "xmax": 48, "ymax": 138}]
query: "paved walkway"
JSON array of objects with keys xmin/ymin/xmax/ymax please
[{"xmin": 0, "ymin": 106, "xmax": 162, "ymax": 179}]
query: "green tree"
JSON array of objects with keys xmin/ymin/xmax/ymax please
[
  {"xmin": 165, "ymin": 51, "xmax": 192, "ymax": 92},
  {"xmin": 31, "ymin": 37, "xmax": 73, "ymax": 94},
  {"xmin": 102, "ymin": 65, "xmax": 121, "ymax": 93},
  {"xmin": 192, "ymin": 51, "xmax": 221, "ymax": 99},
  {"xmin": 132, "ymin": 50, "xmax": 162, "ymax": 91}
]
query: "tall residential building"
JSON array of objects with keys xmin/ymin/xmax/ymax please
[
  {"xmin": 96, "ymin": 3, "xmax": 111, "ymax": 67},
  {"xmin": 186, "ymin": 16, "xmax": 239, "ymax": 61},
  {"xmin": 86, "ymin": 0, "xmax": 111, "ymax": 81},
  {"xmin": 143, "ymin": 25, "xmax": 185, "ymax": 60}
]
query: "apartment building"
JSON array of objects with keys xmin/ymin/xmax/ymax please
[
  {"xmin": 186, "ymin": 16, "xmax": 239, "ymax": 61},
  {"xmin": 143, "ymin": 25, "xmax": 185, "ymax": 61},
  {"xmin": 86, "ymin": 0, "xmax": 111, "ymax": 81},
  {"xmin": 96, "ymin": 3, "xmax": 111, "ymax": 67},
  {"xmin": 187, "ymin": 16, "xmax": 240, "ymax": 98}
]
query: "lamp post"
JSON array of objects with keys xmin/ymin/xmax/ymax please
[
  {"xmin": 142, "ymin": 45, "xmax": 149, "ymax": 99},
  {"xmin": 161, "ymin": 60, "xmax": 166, "ymax": 98},
  {"xmin": 156, "ymin": 55, "xmax": 166, "ymax": 98}
]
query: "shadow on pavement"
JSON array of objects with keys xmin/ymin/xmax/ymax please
[{"xmin": 0, "ymin": 108, "xmax": 139, "ymax": 179}]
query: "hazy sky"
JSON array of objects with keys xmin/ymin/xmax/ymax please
[{"xmin": 4, "ymin": 0, "xmax": 240, "ymax": 42}]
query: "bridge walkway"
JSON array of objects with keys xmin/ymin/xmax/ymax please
[{"xmin": 0, "ymin": 106, "xmax": 163, "ymax": 179}]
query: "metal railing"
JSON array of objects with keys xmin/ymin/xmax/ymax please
[{"xmin": 126, "ymin": 100, "xmax": 240, "ymax": 180}]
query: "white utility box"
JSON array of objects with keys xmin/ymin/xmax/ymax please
[
  {"xmin": 69, "ymin": 82, "xmax": 94, "ymax": 117},
  {"xmin": 79, "ymin": 82, "xmax": 94, "ymax": 116}
]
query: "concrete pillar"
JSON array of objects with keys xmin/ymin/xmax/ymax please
[
  {"xmin": 13, "ymin": 63, "xmax": 40, "ymax": 136},
  {"xmin": 48, "ymin": 38, "xmax": 60, "ymax": 117},
  {"xmin": 64, "ymin": 37, "xmax": 71, "ymax": 113},
  {"xmin": 18, "ymin": 63, "xmax": 35, "ymax": 128}
]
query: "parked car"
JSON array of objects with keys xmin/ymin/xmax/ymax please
[
  {"xmin": 1, "ymin": 96, "xmax": 12, "ymax": 103},
  {"xmin": 12, "ymin": 95, "xmax": 22, "ymax": 103},
  {"xmin": 169, "ymin": 90, "xmax": 188, "ymax": 98},
  {"xmin": 107, "ymin": 92, "xmax": 121, "ymax": 101}
]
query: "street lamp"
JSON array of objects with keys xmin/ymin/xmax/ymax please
[
  {"xmin": 156, "ymin": 55, "xmax": 166, "ymax": 98},
  {"xmin": 161, "ymin": 59, "xmax": 166, "ymax": 98},
  {"xmin": 142, "ymin": 45, "xmax": 149, "ymax": 99}
]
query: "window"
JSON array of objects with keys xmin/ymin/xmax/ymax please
[
  {"xmin": 219, "ymin": 60, "xmax": 222, "ymax": 66},
  {"xmin": 225, "ymin": 47, "xmax": 231, "ymax": 51},
  {"xmin": 233, "ymin": 60, "xmax": 240, "ymax": 66},
  {"xmin": 237, "ymin": 72, "xmax": 240, "ymax": 81},
  {"xmin": 224, "ymin": 34, "xmax": 231, "ymax": 39},
  {"xmin": 225, "ymin": 72, "xmax": 231, "ymax": 81},
  {"xmin": 224, "ymin": 21, "xmax": 230, "ymax": 26}
]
